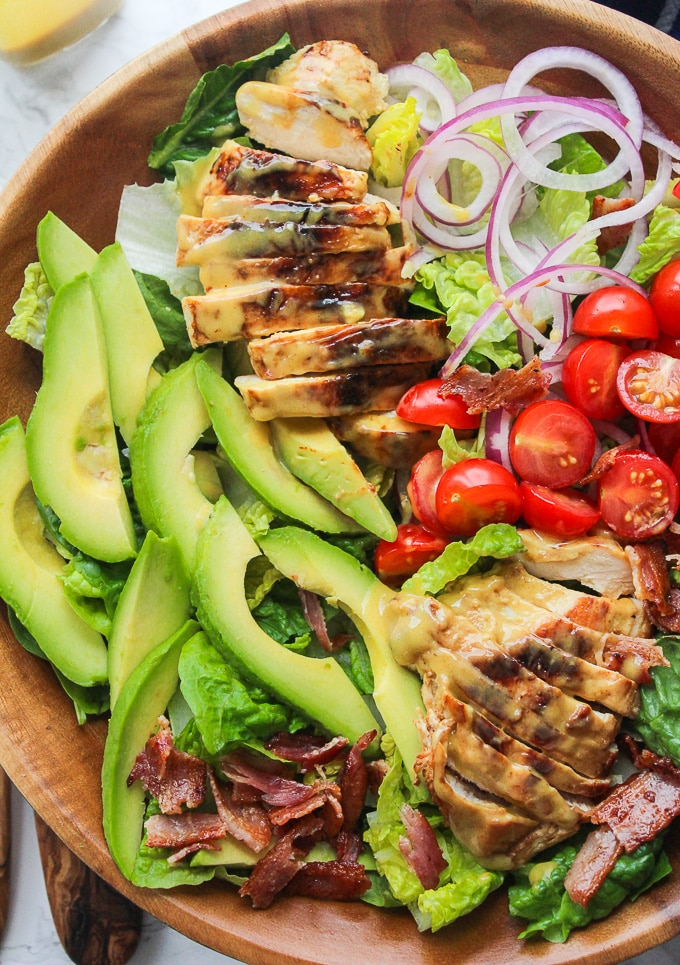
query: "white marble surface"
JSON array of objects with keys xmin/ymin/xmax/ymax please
[{"xmin": 0, "ymin": 2, "xmax": 680, "ymax": 963}]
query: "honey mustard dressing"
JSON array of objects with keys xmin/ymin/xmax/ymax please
[{"xmin": 0, "ymin": 0, "xmax": 122, "ymax": 65}]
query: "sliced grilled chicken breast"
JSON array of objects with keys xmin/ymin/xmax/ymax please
[
  {"xmin": 517, "ymin": 528, "xmax": 635, "ymax": 597},
  {"xmin": 184, "ymin": 283, "xmax": 409, "ymax": 346},
  {"xmin": 199, "ymin": 140, "xmax": 368, "ymax": 203},
  {"xmin": 247, "ymin": 316, "xmax": 449, "ymax": 378},
  {"xmin": 200, "ymin": 194, "xmax": 397, "ymax": 226},
  {"xmin": 234, "ymin": 362, "xmax": 431, "ymax": 420},
  {"xmin": 329, "ymin": 409, "xmax": 441, "ymax": 469},
  {"xmin": 194, "ymin": 246, "xmax": 414, "ymax": 291}
]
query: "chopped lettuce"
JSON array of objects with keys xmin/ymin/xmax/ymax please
[
  {"xmin": 636, "ymin": 635, "xmax": 680, "ymax": 764},
  {"xmin": 363, "ymin": 735, "xmax": 503, "ymax": 930},
  {"xmin": 509, "ymin": 833, "xmax": 671, "ymax": 943},
  {"xmin": 61, "ymin": 555, "xmax": 132, "ymax": 637},
  {"xmin": 367, "ymin": 97, "xmax": 422, "ymax": 187},
  {"xmin": 148, "ymin": 34, "xmax": 294, "ymax": 176},
  {"xmin": 548, "ymin": 132, "xmax": 625, "ymax": 200},
  {"xmin": 630, "ymin": 203, "xmax": 680, "ymax": 284},
  {"xmin": 414, "ymin": 49, "xmax": 473, "ymax": 105},
  {"xmin": 439, "ymin": 423, "xmax": 485, "ymax": 466},
  {"xmin": 178, "ymin": 631, "xmax": 306, "ymax": 755},
  {"xmin": 6, "ymin": 261, "xmax": 52, "ymax": 351},
  {"xmin": 402, "ymin": 523, "xmax": 525, "ymax": 596},
  {"xmin": 132, "ymin": 270, "xmax": 194, "ymax": 373}
]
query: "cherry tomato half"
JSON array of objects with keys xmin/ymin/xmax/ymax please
[
  {"xmin": 650, "ymin": 259, "xmax": 680, "ymax": 338},
  {"xmin": 598, "ymin": 449, "xmax": 679, "ymax": 539},
  {"xmin": 572, "ymin": 286, "xmax": 659, "ymax": 341},
  {"xmin": 647, "ymin": 420, "xmax": 680, "ymax": 465},
  {"xmin": 561, "ymin": 338, "xmax": 630, "ymax": 421},
  {"xmin": 616, "ymin": 350, "xmax": 680, "ymax": 423},
  {"xmin": 434, "ymin": 458, "xmax": 522, "ymax": 536},
  {"xmin": 374, "ymin": 523, "xmax": 449, "ymax": 582},
  {"xmin": 519, "ymin": 481, "xmax": 600, "ymax": 539},
  {"xmin": 397, "ymin": 378, "xmax": 482, "ymax": 429},
  {"xmin": 654, "ymin": 333, "xmax": 680, "ymax": 360},
  {"xmin": 407, "ymin": 449, "xmax": 448, "ymax": 535},
  {"xmin": 509, "ymin": 400, "xmax": 597, "ymax": 488}
]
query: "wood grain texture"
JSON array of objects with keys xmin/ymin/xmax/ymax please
[
  {"xmin": 34, "ymin": 814, "xmax": 141, "ymax": 965},
  {"xmin": 1, "ymin": 1, "xmax": 680, "ymax": 963},
  {"xmin": 0, "ymin": 767, "xmax": 9, "ymax": 937}
]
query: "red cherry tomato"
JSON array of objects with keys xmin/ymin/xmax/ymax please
[
  {"xmin": 616, "ymin": 350, "xmax": 680, "ymax": 423},
  {"xmin": 572, "ymin": 286, "xmax": 659, "ymax": 341},
  {"xmin": 509, "ymin": 400, "xmax": 597, "ymax": 488},
  {"xmin": 561, "ymin": 338, "xmax": 630, "ymax": 421},
  {"xmin": 598, "ymin": 449, "xmax": 679, "ymax": 539},
  {"xmin": 672, "ymin": 449, "xmax": 680, "ymax": 488},
  {"xmin": 374, "ymin": 523, "xmax": 449, "ymax": 582},
  {"xmin": 407, "ymin": 449, "xmax": 448, "ymax": 535},
  {"xmin": 646, "ymin": 421, "xmax": 680, "ymax": 464},
  {"xmin": 654, "ymin": 333, "xmax": 680, "ymax": 359},
  {"xmin": 434, "ymin": 458, "xmax": 522, "ymax": 536},
  {"xmin": 650, "ymin": 259, "xmax": 680, "ymax": 338},
  {"xmin": 519, "ymin": 481, "xmax": 600, "ymax": 539},
  {"xmin": 397, "ymin": 378, "xmax": 482, "ymax": 429}
]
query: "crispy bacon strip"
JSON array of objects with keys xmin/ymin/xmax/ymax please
[
  {"xmin": 221, "ymin": 752, "xmax": 315, "ymax": 807},
  {"xmin": 439, "ymin": 356, "xmax": 550, "ymax": 415},
  {"xmin": 268, "ymin": 783, "xmax": 342, "ymax": 828},
  {"xmin": 650, "ymin": 586, "xmax": 680, "ymax": 633},
  {"xmin": 167, "ymin": 840, "xmax": 223, "ymax": 865},
  {"xmin": 399, "ymin": 804, "xmax": 447, "ymax": 891},
  {"xmin": 592, "ymin": 195, "xmax": 636, "ymax": 255},
  {"xmin": 577, "ymin": 439, "xmax": 638, "ymax": 487},
  {"xmin": 298, "ymin": 588, "xmax": 348, "ymax": 652},
  {"xmin": 563, "ymin": 824, "xmax": 623, "ymax": 907},
  {"xmin": 208, "ymin": 769, "xmax": 272, "ymax": 853},
  {"xmin": 239, "ymin": 815, "xmax": 325, "ymax": 909},
  {"xmin": 127, "ymin": 716, "xmax": 206, "ymax": 814},
  {"xmin": 265, "ymin": 732, "xmax": 349, "ymax": 770},
  {"xmin": 144, "ymin": 812, "xmax": 226, "ymax": 849},
  {"xmin": 337, "ymin": 730, "xmax": 377, "ymax": 833},
  {"xmin": 626, "ymin": 542, "xmax": 673, "ymax": 617},
  {"xmin": 282, "ymin": 860, "xmax": 371, "ymax": 900}
]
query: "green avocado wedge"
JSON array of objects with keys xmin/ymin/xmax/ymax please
[
  {"xmin": 193, "ymin": 496, "xmax": 381, "ymax": 744},
  {"xmin": 36, "ymin": 211, "xmax": 98, "ymax": 292},
  {"xmin": 107, "ymin": 531, "xmax": 192, "ymax": 709},
  {"xmin": 129, "ymin": 349, "xmax": 222, "ymax": 574},
  {"xmin": 0, "ymin": 417, "xmax": 107, "ymax": 686},
  {"xmin": 102, "ymin": 619, "xmax": 199, "ymax": 879},
  {"xmin": 195, "ymin": 360, "xmax": 361, "ymax": 534},
  {"xmin": 25, "ymin": 273, "xmax": 137, "ymax": 563},
  {"xmin": 271, "ymin": 417, "xmax": 397, "ymax": 541},
  {"xmin": 90, "ymin": 243, "xmax": 164, "ymax": 446},
  {"xmin": 258, "ymin": 526, "xmax": 425, "ymax": 785}
]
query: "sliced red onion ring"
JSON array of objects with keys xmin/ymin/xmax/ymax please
[
  {"xmin": 485, "ymin": 408, "xmax": 514, "ymax": 472},
  {"xmin": 386, "ymin": 63, "xmax": 456, "ymax": 132}
]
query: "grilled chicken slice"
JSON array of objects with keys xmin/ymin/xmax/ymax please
[
  {"xmin": 234, "ymin": 363, "xmax": 432, "ymax": 420},
  {"xmin": 516, "ymin": 528, "xmax": 635, "ymax": 597},
  {"xmin": 184, "ymin": 283, "xmax": 409, "ymax": 346},
  {"xmin": 194, "ymin": 246, "xmax": 414, "ymax": 291},
  {"xmin": 329, "ymin": 409, "xmax": 441, "ymax": 469},
  {"xmin": 266, "ymin": 41, "xmax": 389, "ymax": 127},
  {"xmin": 200, "ymin": 194, "xmax": 399, "ymax": 226},
  {"xmin": 247, "ymin": 317, "xmax": 449, "ymax": 379},
  {"xmin": 236, "ymin": 82, "xmax": 373, "ymax": 171},
  {"xmin": 199, "ymin": 140, "xmax": 369, "ymax": 203},
  {"xmin": 177, "ymin": 216, "xmax": 391, "ymax": 264},
  {"xmin": 499, "ymin": 560, "xmax": 651, "ymax": 637}
]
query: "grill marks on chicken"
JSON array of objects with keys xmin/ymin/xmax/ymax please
[
  {"xmin": 177, "ymin": 138, "xmax": 450, "ymax": 432},
  {"xmin": 385, "ymin": 563, "xmax": 665, "ymax": 870}
]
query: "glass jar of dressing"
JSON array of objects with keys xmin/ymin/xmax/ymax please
[{"xmin": 0, "ymin": 0, "xmax": 123, "ymax": 65}]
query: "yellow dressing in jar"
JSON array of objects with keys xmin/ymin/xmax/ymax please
[{"xmin": 0, "ymin": 0, "xmax": 122, "ymax": 65}]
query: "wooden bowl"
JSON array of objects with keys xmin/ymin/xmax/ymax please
[{"xmin": 1, "ymin": 1, "xmax": 680, "ymax": 962}]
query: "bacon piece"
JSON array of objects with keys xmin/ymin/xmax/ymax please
[
  {"xmin": 144, "ymin": 812, "xmax": 226, "ymax": 849},
  {"xmin": 399, "ymin": 804, "xmax": 447, "ymax": 891},
  {"xmin": 265, "ymin": 732, "xmax": 350, "ymax": 770},
  {"xmin": 592, "ymin": 195, "xmax": 636, "ymax": 255},
  {"xmin": 591, "ymin": 767, "xmax": 680, "ymax": 852},
  {"xmin": 298, "ymin": 588, "xmax": 345, "ymax": 653},
  {"xmin": 650, "ymin": 586, "xmax": 680, "ymax": 633},
  {"xmin": 335, "ymin": 829, "xmax": 363, "ymax": 863},
  {"xmin": 600, "ymin": 636, "xmax": 668, "ymax": 686},
  {"xmin": 208, "ymin": 769, "xmax": 272, "ymax": 853},
  {"xmin": 239, "ymin": 815, "xmax": 325, "ymax": 909},
  {"xmin": 439, "ymin": 356, "xmax": 550, "ymax": 416},
  {"xmin": 577, "ymin": 439, "xmax": 638, "ymax": 487},
  {"xmin": 167, "ymin": 840, "xmax": 223, "ymax": 865},
  {"xmin": 268, "ymin": 782, "xmax": 342, "ymax": 828},
  {"xmin": 127, "ymin": 716, "xmax": 206, "ymax": 814},
  {"xmin": 282, "ymin": 860, "xmax": 371, "ymax": 900},
  {"xmin": 563, "ymin": 824, "xmax": 623, "ymax": 907},
  {"xmin": 337, "ymin": 730, "xmax": 377, "ymax": 833},
  {"xmin": 626, "ymin": 541, "xmax": 673, "ymax": 618},
  {"xmin": 221, "ymin": 751, "xmax": 312, "ymax": 807}
]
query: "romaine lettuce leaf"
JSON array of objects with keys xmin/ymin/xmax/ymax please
[
  {"xmin": 414, "ymin": 49, "xmax": 473, "ymax": 104},
  {"xmin": 401, "ymin": 523, "xmax": 525, "ymax": 596},
  {"xmin": 630, "ymin": 204, "xmax": 680, "ymax": 284},
  {"xmin": 636, "ymin": 635, "xmax": 680, "ymax": 763},
  {"xmin": 509, "ymin": 833, "xmax": 671, "ymax": 943},
  {"xmin": 61, "ymin": 555, "xmax": 131, "ymax": 637},
  {"xmin": 148, "ymin": 34, "xmax": 294, "ymax": 176},
  {"xmin": 132, "ymin": 270, "xmax": 194, "ymax": 373},
  {"xmin": 6, "ymin": 261, "xmax": 52, "ymax": 351},
  {"xmin": 367, "ymin": 97, "xmax": 422, "ymax": 187}
]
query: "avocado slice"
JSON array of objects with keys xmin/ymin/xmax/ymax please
[
  {"xmin": 36, "ymin": 211, "xmax": 98, "ymax": 291},
  {"xmin": 90, "ymin": 243, "xmax": 164, "ymax": 446},
  {"xmin": 195, "ymin": 359, "xmax": 361, "ymax": 534},
  {"xmin": 102, "ymin": 619, "xmax": 200, "ymax": 879},
  {"xmin": 270, "ymin": 417, "xmax": 397, "ymax": 541},
  {"xmin": 0, "ymin": 417, "xmax": 107, "ymax": 686},
  {"xmin": 193, "ymin": 496, "xmax": 381, "ymax": 744},
  {"xmin": 129, "ymin": 349, "xmax": 222, "ymax": 574},
  {"xmin": 258, "ymin": 525, "xmax": 425, "ymax": 784},
  {"xmin": 107, "ymin": 531, "xmax": 192, "ymax": 708},
  {"xmin": 25, "ymin": 273, "xmax": 137, "ymax": 563}
]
